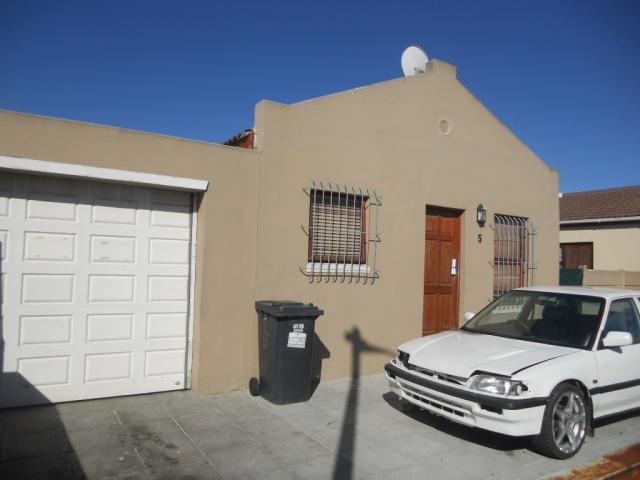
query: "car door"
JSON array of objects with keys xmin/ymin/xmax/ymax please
[{"xmin": 593, "ymin": 297, "xmax": 640, "ymax": 418}]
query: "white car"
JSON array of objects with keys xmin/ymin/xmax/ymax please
[{"xmin": 386, "ymin": 286, "xmax": 640, "ymax": 459}]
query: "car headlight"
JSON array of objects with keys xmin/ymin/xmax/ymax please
[{"xmin": 468, "ymin": 374, "xmax": 529, "ymax": 396}]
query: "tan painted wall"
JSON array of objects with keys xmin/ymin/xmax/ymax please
[
  {"xmin": 0, "ymin": 110, "xmax": 260, "ymax": 393},
  {"xmin": 583, "ymin": 270, "xmax": 640, "ymax": 290},
  {"xmin": 252, "ymin": 60, "xmax": 559, "ymax": 381},
  {"xmin": 560, "ymin": 224, "xmax": 640, "ymax": 270},
  {"xmin": 0, "ymin": 60, "xmax": 559, "ymax": 393}
]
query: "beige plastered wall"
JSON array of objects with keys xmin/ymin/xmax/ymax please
[
  {"xmin": 0, "ymin": 110, "xmax": 260, "ymax": 393},
  {"xmin": 582, "ymin": 269, "xmax": 640, "ymax": 290},
  {"xmin": 252, "ymin": 60, "xmax": 560, "ymax": 381},
  {"xmin": 560, "ymin": 224, "xmax": 640, "ymax": 270}
]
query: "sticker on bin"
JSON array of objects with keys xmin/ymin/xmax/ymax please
[{"xmin": 287, "ymin": 332, "xmax": 307, "ymax": 348}]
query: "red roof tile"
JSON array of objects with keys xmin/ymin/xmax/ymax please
[{"xmin": 559, "ymin": 185, "xmax": 640, "ymax": 221}]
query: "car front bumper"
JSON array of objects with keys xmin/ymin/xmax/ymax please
[{"xmin": 385, "ymin": 361, "xmax": 546, "ymax": 437}]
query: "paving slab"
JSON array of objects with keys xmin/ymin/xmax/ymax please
[
  {"xmin": 1, "ymin": 374, "xmax": 639, "ymax": 479},
  {"xmin": 192, "ymin": 424, "xmax": 256, "ymax": 453}
]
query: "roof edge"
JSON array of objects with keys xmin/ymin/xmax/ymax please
[
  {"xmin": 560, "ymin": 216, "xmax": 640, "ymax": 225},
  {"xmin": 0, "ymin": 108, "xmax": 260, "ymax": 154},
  {"xmin": 285, "ymin": 59, "xmax": 457, "ymax": 107}
]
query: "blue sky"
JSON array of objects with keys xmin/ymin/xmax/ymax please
[{"xmin": 1, "ymin": 0, "xmax": 638, "ymax": 192}]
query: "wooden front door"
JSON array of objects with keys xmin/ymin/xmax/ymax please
[
  {"xmin": 423, "ymin": 207, "xmax": 462, "ymax": 336},
  {"xmin": 560, "ymin": 242, "xmax": 593, "ymax": 269}
]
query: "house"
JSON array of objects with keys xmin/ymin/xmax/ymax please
[
  {"xmin": 0, "ymin": 60, "xmax": 559, "ymax": 407},
  {"xmin": 559, "ymin": 185, "xmax": 640, "ymax": 270}
]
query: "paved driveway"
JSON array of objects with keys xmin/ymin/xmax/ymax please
[{"xmin": 1, "ymin": 374, "xmax": 639, "ymax": 479}]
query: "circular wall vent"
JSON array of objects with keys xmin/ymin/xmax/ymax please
[{"xmin": 438, "ymin": 119, "xmax": 451, "ymax": 136}]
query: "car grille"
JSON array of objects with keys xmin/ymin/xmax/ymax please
[
  {"xmin": 398, "ymin": 379, "xmax": 471, "ymax": 418},
  {"xmin": 406, "ymin": 363, "xmax": 467, "ymax": 386}
]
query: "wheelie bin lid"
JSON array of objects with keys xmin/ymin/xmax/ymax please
[{"xmin": 255, "ymin": 301, "xmax": 324, "ymax": 318}]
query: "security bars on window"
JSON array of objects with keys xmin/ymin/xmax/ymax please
[
  {"xmin": 491, "ymin": 214, "xmax": 537, "ymax": 299},
  {"xmin": 301, "ymin": 182, "xmax": 381, "ymax": 283}
]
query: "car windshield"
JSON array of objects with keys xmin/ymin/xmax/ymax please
[{"xmin": 462, "ymin": 291, "xmax": 605, "ymax": 349}]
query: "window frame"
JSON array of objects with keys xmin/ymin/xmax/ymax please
[
  {"xmin": 307, "ymin": 188, "xmax": 369, "ymax": 266},
  {"xmin": 493, "ymin": 214, "xmax": 531, "ymax": 299}
]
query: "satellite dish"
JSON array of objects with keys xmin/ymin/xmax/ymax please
[{"xmin": 401, "ymin": 45, "xmax": 429, "ymax": 76}]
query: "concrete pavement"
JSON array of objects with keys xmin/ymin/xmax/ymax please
[{"xmin": 1, "ymin": 374, "xmax": 639, "ymax": 479}]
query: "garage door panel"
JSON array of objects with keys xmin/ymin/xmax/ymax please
[
  {"xmin": 146, "ymin": 312, "xmax": 188, "ymax": 339},
  {"xmin": 148, "ymin": 276, "xmax": 189, "ymax": 302},
  {"xmin": 26, "ymin": 196, "xmax": 78, "ymax": 222},
  {"xmin": 91, "ymin": 202, "xmax": 138, "ymax": 226},
  {"xmin": 86, "ymin": 314, "xmax": 134, "ymax": 342},
  {"xmin": 19, "ymin": 314, "xmax": 73, "ymax": 346},
  {"xmin": 17, "ymin": 356, "xmax": 71, "ymax": 387},
  {"xmin": 90, "ymin": 235, "xmax": 137, "ymax": 263},
  {"xmin": 84, "ymin": 352, "xmax": 133, "ymax": 383},
  {"xmin": 24, "ymin": 231, "xmax": 76, "ymax": 262},
  {"xmin": 150, "ymin": 211, "xmax": 190, "ymax": 230},
  {"xmin": 88, "ymin": 275, "xmax": 136, "ymax": 303},
  {"xmin": 22, "ymin": 274, "xmax": 75, "ymax": 303},
  {"xmin": 145, "ymin": 349, "xmax": 186, "ymax": 377},
  {"xmin": 149, "ymin": 238, "xmax": 189, "ymax": 264},
  {"xmin": 1, "ymin": 172, "xmax": 195, "ymax": 407}
]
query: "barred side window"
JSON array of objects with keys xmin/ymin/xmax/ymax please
[
  {"xmin": 301, "ymin": 183, "xmax": 381, "ymax": 282},
  {"xmin": 493, "ymin": 214, "xmax": 533, "ymax": 299},
  {"xmin": 309, "ymin": 189, "xmax": 367, "ymax": 264}
]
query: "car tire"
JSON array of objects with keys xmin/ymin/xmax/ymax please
[{"xmin": 532, "ymin": 383, "xmax": 588, "ymax": 459}]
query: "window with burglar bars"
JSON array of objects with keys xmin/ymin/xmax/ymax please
[
  {"xmin": 493, "ymin": 214, "xmax": 535, "ymax": 299},
  {"xmin": 309, "ymin": 190, "xmax": 366, "ymax": 263},
  {"xmin": 301, "ymin": 183, "xmax": 381, "ymax": 282}
]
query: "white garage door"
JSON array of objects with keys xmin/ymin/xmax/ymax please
[{"xmin": 0, "ymin": 172, "xmax": 196, "ymax": 407}]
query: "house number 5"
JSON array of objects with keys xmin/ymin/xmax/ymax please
[{"xmin": 477, "ymin": 234, "xmax": 482, "ymax": 243}]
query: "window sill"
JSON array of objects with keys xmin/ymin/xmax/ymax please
[{"xmin": 306, "ymin": 262, "xmax": 370, "ymax": 275}]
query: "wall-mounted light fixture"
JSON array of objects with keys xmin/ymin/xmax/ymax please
[{"xmin": 477, "ymin": 204, "xmax": 487, "ymax": 227}]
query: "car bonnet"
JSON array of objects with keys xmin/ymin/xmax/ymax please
[{"xmin": 399, "ymin": 330, "xmax": 577, "ymax": 379}]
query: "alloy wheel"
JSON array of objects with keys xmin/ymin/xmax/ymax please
[{"xmin": 552, "ymin": 391, "xmax": 587, "ymax": 454}]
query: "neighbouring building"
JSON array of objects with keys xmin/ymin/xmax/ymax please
[
  {"xmin": 560, "ymin": 185, "xmax": 640, "ymax": 271},
  {"xmin": 0, "ymin": 60, "xmax": 559, "ymax": 407}
]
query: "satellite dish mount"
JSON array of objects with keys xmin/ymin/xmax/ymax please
[{"xmin": 401, "ymin": 45, "xmax": 429, "ymax": 77}]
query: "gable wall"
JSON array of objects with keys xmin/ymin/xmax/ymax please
[{"xmin": 253, "ymin": 60, "xmax": 559, "ymax": 380}]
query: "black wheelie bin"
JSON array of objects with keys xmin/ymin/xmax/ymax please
[{"xmin": 251, "ymin": 301, "xmax": 324, "ymax": 404}]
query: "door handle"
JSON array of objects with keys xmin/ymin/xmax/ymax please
[{"xmin": 451, "ymin": 258, "xmax": 457, "ymax": 276}]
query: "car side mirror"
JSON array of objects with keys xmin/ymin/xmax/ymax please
[
  {"xmin": 602, "ymin": 331, "xmax": 633, "ymax": 348},
  {"xmin": 463, "ymin": 312, "xmax": 475, "ymax": 321}
]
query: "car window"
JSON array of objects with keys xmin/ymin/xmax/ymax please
[
  {"xmin": 603, "ymin": 299, "xmax": 640, "ymax": 344},
  {"xmin": 473, "ymin": 293, "xmax": 529, "ymax": 326},
  {"xmin": 463, "ymin": 291, "xmax": 604, "ymax": 349}
]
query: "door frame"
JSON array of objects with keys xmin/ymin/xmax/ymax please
[{"xmin": 422, "ymin": 205, "xmax": 464, "ymax": 335}]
